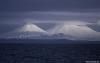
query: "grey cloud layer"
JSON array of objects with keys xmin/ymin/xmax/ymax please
[{"xmin": 0, "ymin": 11, "xmax": 100, "ymax": 24}]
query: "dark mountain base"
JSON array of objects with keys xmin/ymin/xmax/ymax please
[{"xmin": 0, "ymin": 39, "xmax": 100, "ymax": 63}]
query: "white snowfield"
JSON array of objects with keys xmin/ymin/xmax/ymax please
[
  {"xmin": 1, "ymin": 21, "xmax": 100, "ymax": 41},
  {"xmin": 17, "ymin": 23, "xmax": 46, "ymax": 33},
  {"xmin": 1, "ymin": 23, "xmax": 47, "ymax": 39},
  {"xmin": 49, "ymin": 23, "xmax": 100, "ymax": 40}
]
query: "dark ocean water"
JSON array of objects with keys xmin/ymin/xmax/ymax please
[{"xmin": 0, "ymin": 39, "xmax": 100, "ymax": 63}]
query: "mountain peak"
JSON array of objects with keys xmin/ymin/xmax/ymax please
[
  {"xmin": 49, "ymin": 23, "xmax": 100, "ymax": 40},
  {"xmin": 17, "ymin": 23, "xmax": 46, "ymax": 33},
  {"xmin": 0, "ymin": 23, "xmax": 47, "ymax": 39}
]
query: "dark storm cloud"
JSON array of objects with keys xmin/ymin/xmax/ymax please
[{"xmin": 0, "ymin": 0, "xmax": 100, "ymax": 11}]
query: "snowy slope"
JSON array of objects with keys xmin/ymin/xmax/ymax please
[
  {"xmin": 17, "ymin": 23, "xmax": 46, "ymax": 33},
  {"xmin": 1, "ymin": 23, "xmax": 47, "ymax": 39},
  {"xmin": 49, "ymin": 22, "xmax": 100, "ymax": 40}
]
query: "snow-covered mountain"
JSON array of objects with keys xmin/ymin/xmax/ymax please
[
  {"xmin": 1, "ymin": 21, "xmax": 100, "ymax": 41},
  {"xmin": 17, "ymin": 23, "xmax": 46, "ymax": 33},
  {"xmin": 49, "ymin": 22, "xmax": 100, "ymax": 40},
  {"xmin": 1, "ymin": 23, "xmax": 47, "ymax": 39}
]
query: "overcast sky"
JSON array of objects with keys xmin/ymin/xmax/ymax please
[
  {"xmin": 0, "ymin": 0, "xmax": 99, "ymax": 23},
  {"xmin": 0, "ymin": 0, "xmax": 100, "ymax": 11}
]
